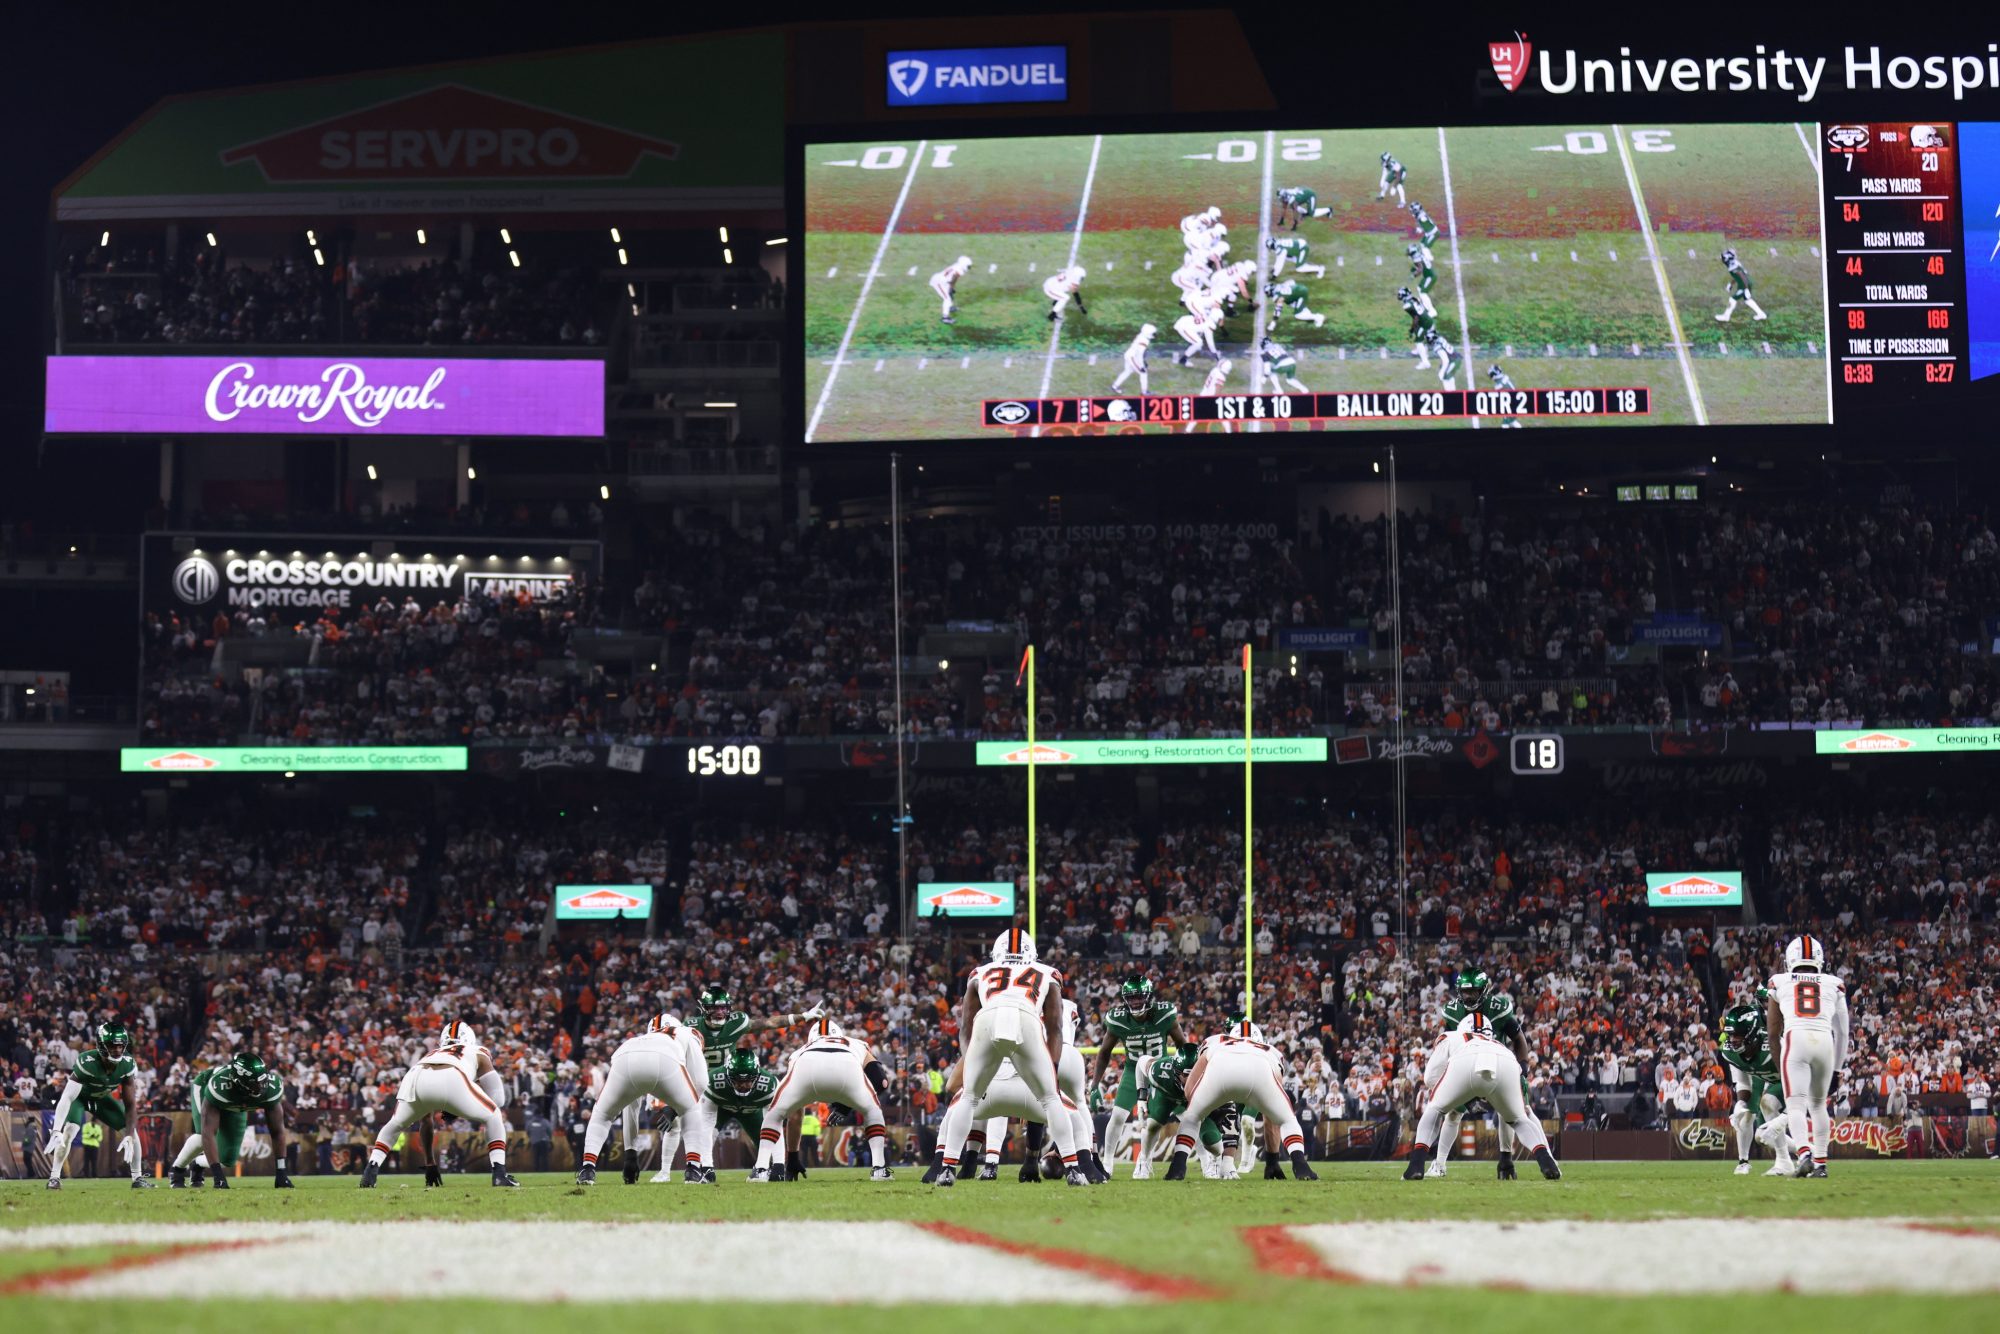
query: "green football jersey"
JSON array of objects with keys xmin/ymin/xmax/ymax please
[
  {"xmin": 1142, "ymin": 1053, "xmax": 1195, "ymax": 1122},
  {"xmin": 1105, "ymin": 1001, "xmax": 1179, "ymax": 1060},
  {"xmin": 1274, "ymin": 237, "xmax": 1310, "ymax": 261},
  {"xmin": 706, "ymin": 1066, "xmax": 779, "ymax": 1122},
  {"xmin": 1282, "ymin": 188, "xmax": 1318, "ymax": 212},
  {"xmin": 695, "ymin": 1012, "xmax": 752, "ymax": 1070},
  {"xmin": 1439, "ymin": 992, "xmax": 1523, "ymax": 1044},
  {"xmin": 1263, "ymin": 348, "xmax": 1298, "ymax": 376},
  {"xmin": 1727, "ymin": 263, "xmax": 1752, "ymax": 296},
  {"xmin": 1490, "ymin": 370, "xmax": 1517, "ymax": 391},
  {"xmin": 1720, "ymin": 1016, "xmax": 1779, "ymax": 1082},
  {"xmin": 70, "ymin": 1049, "xmax": 137, "ymax": 1097},
  {"xmin": 195, "ymin": 1065, "xmax": 285, "ymax": 1111}
]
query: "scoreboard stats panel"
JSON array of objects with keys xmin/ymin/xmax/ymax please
[
  {"xmin": 983, "ymin": 387, "xmax": 1649, "ymax": 429},
  {"xmin": 1822, "ymin": 121, "xmax": 1971, "ymax": 397}
]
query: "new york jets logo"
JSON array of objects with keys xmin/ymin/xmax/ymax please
[
  {"xmin": 888, "ymin": 59, "xmax": 929, "ymax": 98},
  {"xmin": 171, "ymin": 555, "xmax": 220, "ymax": 605},
  {"xmin": 991, "ymin": 400, "xmax": 1031, "ymax": 425}
]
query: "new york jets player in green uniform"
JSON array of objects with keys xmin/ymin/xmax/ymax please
[
  {"xmin": 1399, "ymin": 285, "xmax": 1437, "ymax": 339},
  {"xmin": 1275, "ymin": 186, "xmax": 1331, "ymax": 231},
  {"xmin": 1715, "ymin": 248, "xmax": 1768, "ymax": 322},
  {"xmin": 702, "ymin": 1050, "xmax": 779, "ymax": 1180},
  {"xmin": 170, "ymin": 1053, "xmax": 292, "ymax": 1188},
  {"xmin": 1486, "ymin": 364, "xmax": 1524, "ymax": 428},
  {"xmin": 1265, "ymin": 235, "xmax": 1325, "ymax": 278},
  {"xmin": 1419, "ymin": 329, "xmax": 1460, "ymax": 386},
  {"xmin": 1259, "ymin": 336, "xmax": 1310, "ymax": 394},
  {"xmin": 1264, "ymin": 279, "xmax": 1327, "ymax": 328},
  {"xmin": 1135, "ymin": 1049, "xmax": 1232, "ymax": 1178},
  {"xmin": 1406, "ymin": 243, "xmax": 1436, "ymax": 294},
  {"xmin": 1090, "ymin": 975, "xmax": 1190, "ymax": 1177},
  {"xmin": 1378, "ymin": 152, "xmax": 1408, "ymax": 204},
  {"xmin": 1409, "ymin": 201, "xmax": 1440, "ymax": 253},
  {"xmin": 1720, "ymin": 996, "xmax": 1798, "ymax": 1175},
  {"xmin": 660, "ymin": 988, "xmax": 819, "ymax": 1179},
  {"xmin": 1427, "ymin": 969, "xmax": 1531, "ymax": 1179},
  {"xmin": 43, "ymin": 1022, "xmax": 150, "ymax": 1189}
]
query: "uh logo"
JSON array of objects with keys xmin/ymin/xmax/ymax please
[{"xmin": 1489, "ymin": 32, "xmax": 1533, "ymax": 92}]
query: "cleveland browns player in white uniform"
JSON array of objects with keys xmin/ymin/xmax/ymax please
[
  {"xmin": 1404, "ymin": 1013, "xmax": 1560, "ymax": 1181},
  {"xmin": 362, "ymin": 1020, "xmax": 517, "ymax": 1188},
  {"xmin": 963, "ymin": 995, "xmax": 1104, "ymax": 1182},
  {"xmin": 1162, "ymin": 1019, "xmax": 1318, "ymax": 1181},
  {"xmin": 1766, "ymin": 933, "xmax": 1850, "ymax": 1179},
  {"xmin": 753, "ymin": 1017, "xmax": 894, "ymax": 1181},
  {"xmin": 577, "ymin": 1013, "xmax": 714, "ymax": 1186},
  {"xmin": 934, "ymin": 928, "xmax": 1089, "ymax": 1187},
  {"xmin": 929, "ymin": 255, "xmax": 973, "ymax": 324}
]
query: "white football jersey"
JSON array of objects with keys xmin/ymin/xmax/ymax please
[
  {"xmin": 799, "ymin": 1032, "xmax": 872, "ymax": 1061},
  {"xmin": 1200, "ymin": 364, "xmax": 1230, "ymax": 396},
  {"xmin": 1060, "ymin": 998, "xmax": 1080, "ymax": 1046},
  {"xmin": 614, "ymin": 1028, "xmax": 699, "ymax": 1064},
  {"xmin": 970, "ymin": 958, "xmax": 1063, "ymax": 1017},
  {"xmin": 933, "ymin": 258, "xmax": 971, "ymax": 286},
  {"xmin": 419, "ymin": 1042, "xmax": 481, "ymax": 1079},
  {"xmin": 1768, "ymin": 970, "xmax": 1846, "ymax": 1035}
]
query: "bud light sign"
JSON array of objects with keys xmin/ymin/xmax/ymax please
[
  {"xmin": 886, "ymin": 47, "xmax": 1068, "ymax": 107},
  {"xmin": 45, "ymin": 356, "xmax": 604, "ymax": 437}
]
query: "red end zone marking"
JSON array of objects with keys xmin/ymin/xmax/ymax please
[
  {"xmin": 917, "ymin": 1221, "xmax": 1218, "ymax": 1301},
  {"xmin": 0, "ymin": 1239, "xmax": 269, "ymax": 1296},
  {"xmin": 1901, "ymin": 1222, "xmax": 2000, "ymax": 1241},
  {"xmin": 1241, "ymin": 1225, "xmax": 1364, "ymax": 1284}
]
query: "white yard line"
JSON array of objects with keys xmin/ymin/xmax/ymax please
[
  {"xmin": 804, "ymin": 139, "xmax": 927, "ymax": 443},
  {"xmin": 1614, "ymin": 123, "xmax": 1708, "ymax": 426},
  {"xmin": 1032, "ymin": 134, "xmax": 1103, "ymax": 438},
  {"xmin": 1797, "ymin": 120, "xmax": 1836, "ymax": 425},
  {"xmin": 1249, "ymin": 129, "xmax": 1275, "ymax": 430},
  {"xmin": 1434, "ymin": 126, "xmax": 1478, "ymax": 428}
]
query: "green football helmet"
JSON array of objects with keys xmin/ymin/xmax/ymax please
[
  {"xmin": 699, "ymin": 988, "xmax": 733, "ymax": 1023},
  {"xmin": 726, "ymin": 1049, "xmax": 760, "ymax": 1095},
  {"xmin": 228, "ymin": 1053, "xmax": 267, "ymax": 1080},
  {"xmin": 96, "ymin": 1022, "xmax": 131, "ymax": 1060},
  {"xmin": 1721, "ymin": 1003, "xmax": 1761, "ymax": 1043},
  {"xmin": 1118, "ymin": 975, "xmax": 1156, "ymax": 1014},
  {"xmin": 1455, "ymin": 969, "xmax": 1492, "ymax": 1010}
]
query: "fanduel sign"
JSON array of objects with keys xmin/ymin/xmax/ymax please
[
  {"xmin": 886, "ymin": 47, "xmax": 1068, "ymax": 107},
  {"xmin": 1489, "ymin": 38, "xmax": 2000, "ymax": 102},
  {"xmin": 45, "ymin": 356, "xmax": 604, "ymax": 437}
]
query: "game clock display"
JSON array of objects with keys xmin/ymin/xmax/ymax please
[
  {"xmin": 982, "ymin": 387, "xmax": 1648, "ymax": 428},
  {"xmin": 684, "ymin": 743, "xmax": 766, "ymax": 776},
  {"xmin": 1510, "ymin": 734, "xmax": 1565, "ymax": 775}
]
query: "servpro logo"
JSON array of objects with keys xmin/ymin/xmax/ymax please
[
  {"xmin": 1840, "ymin": 733, "xmax": 1915, "ymax": 752},
  {"xmin": 145, "ymin": 751, "xmax": 219, "ymax": 771},
  {"xmin": 923, "ymin": 886, "xmax": 1009, "ymax": 910},
  {"xmin": 561, "ymin": 888, "xmax": 645, "ymax": 913},
  {"xmin": 1652, "ymin": 875, "xmax": 1736, "ymax": 899},
  {"xmin": 994, "ymin": 744, "xmax": 1077, "ymax": 765},
  {"xmin": 219, "ymin": 84, "xmax": 680, "ymax": 183}
]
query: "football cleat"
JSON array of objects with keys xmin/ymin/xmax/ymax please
[
  {"xmin": 1535, "ymin": 1147, "xmax": 1563, "ymax": 1180},
  {"xmin": 871, "ymin": 1166, "xmax": 894, "ymax": 1181},
  {"xmin": 425, "ymin": 1164, "xmax": 444, "ymax": 1187},
  {"xmin": 1132, "ymin": 1155, "xmax": 1153, "ymax": 1180},
  {"xmin": 977, "ymin": 1162, "xmax": 998, "ymax": 1181},
  {"xmin": 934, "ymin": 1165, "xmax": 957, "ymax": 1189},
  {"xmin": 211, "ymin": 1175, "xmax": 229, "ymax": 1189},
  {"xmin": 1734, "ymin": 1161, "xmax": 1752, "ymax": 1176},
  {"xmin": 1403, "ymin": 1149, "xmax": 1430, "ymax": 1181},
  {"xmin": 651, "ymin": 1167, "xmax": 675, "ymax": 1183},
  {"xmin": 131, "ymin": 1176, "xmax": 156, "ymax": 1189},
  {"xmin": 1498, "ymin": 1152, "xmax": 1518, "ymax": 1181},
  {"xmin": 170, "ymin": 1168, "xmax": 187, "ymax": 1189},
  {"xmin": 359, "ymin": 1163, "xmax": 378, "ymax": 1189},
  {"xmin": 1264, "ymin": 1154, "xmax": 1286, "ymax": 1180},
  {"xmin": 190, "ymin": 1164, "xmax": 206, "ymax": 1188},
  {"xmin": 748, "ymin": 1167, "xmax": 770, "ymax": 1183},
  {"xmin": 1806, "ymin": 1163, "xmax": 1829, "ymax": 1178},
  {"xmin": 1424, "ymin": 1161, "xmax": 1447, "ymax": 1179},
  {"xmin": 921, "ymin": 1153, "xmax": 943, "ymax": 1185},
  {"xmin": 1219, "ymin": 1158, "xmax": 1240, "ymax": 1181},
  {"xmin": 576, "ymin": 1164, "xmax": 598, "ymax": 1186},
  {"xmin": 769, "ymin": 1163, "xmax": 789, "ymax": 1182},
  {"xmin": 1163, "ymin": 1152, "xmax": 1189, "ymax": 1182},
  {"xmin": 491, "ymin": 1167, "xmax": 520, "ymax": 1188},
  {"xmin": 1083, "ymin": 1152, "xmax": 1110, "ymax": 1184},
  {"xmin": 45, "ymin": 1178, "xmax": 60, "ymax": 1190},
  {"xmin": 1200, "ymin": 1154, "xmax": 1221, "ymax": 1179},
  {"xmin": 1065, "ymin": 1168, "xmax": 1090, "ymax": 1187},
  {"xmin": 274, "ymin": 1167, "xmax": 294, "ymax": 1189},
  {"xmin": 1290, "ymin": 1152, "xmax": 1320, "ymax": 1182},
  {"xmin": 683, "ymin": 1164, "xmax": 708, "ymax": 1184},
  {"xmin": 701, "ymin": 1168, "xmax": 717, "ymax": 1183}
]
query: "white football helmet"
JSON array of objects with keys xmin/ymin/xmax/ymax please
[
  {"xmin": 647, "ymin": 1012, "xmax": 682, "ymax": 1034},
  {"xmin": 1205, "ymin": 205, "xmax": 1221, "ymax": 223},
  {"xmin": 1455, "ymin": 1011, "xmax": 1494, "ymax": 1038},
  {"xmin": 1229, "ymin": 1018, "xmax": 1266, "ymax": 1042},
  {"xmin": 955, "ymin": 255, "xmax": 972, "ymax": 269},
  {"xmin": 1212, "ymin": 223, "xmax": 1228, "ymax": 238},
  {"xmin": 1067, "ymin": 265, "xmax": 1086, "ymax": 283},
  {"xmin": 992, "ymin": 925, "xmax": 1037, "ymax": 964},
  {"xmin": 1783, "ymin": 935, "xmax": 1826, "ymax": 972},
  {"xmin": 1106, "ymin": 399, "xmax": 1137, "ymax": 422},
  {"xmin": 1138, "ymin": 323, "xmax": 1158, "ymax": 342},
  {"xmin": 440, "ymin": 1019, "xmax": 478, "ymax": 1052},
  {"xmin": 1214, "ymin": 358, "xmax": 1233, "ymax": 377},
  {"xmin": 807, "ymin": 1016, "xmax": 845, "ymax": 1040}
]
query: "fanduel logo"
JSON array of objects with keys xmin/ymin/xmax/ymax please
[
  {"xmin": 886, "ymin": 46, "xmax": 1068, "ymax": 106},
  {"xmin": 888, "ymin": 59, "xmax": 928, "ymax": 99}
]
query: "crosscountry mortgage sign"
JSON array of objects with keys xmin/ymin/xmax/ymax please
[
  {"xmin": 916, "ymin": 882, "xmax": 1017, "ymax": 919},
  {"xmin": 555, "ymin": 884, "xmax": 654, "ymax": 921},
  {"xmin": 1645, "ymin": 871, "xmax": 1744, "ymax": 907}
]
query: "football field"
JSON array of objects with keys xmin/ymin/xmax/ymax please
[
  {"xmin": 6, "ymin": 1162, "xmax": 1997, "ymax": 1331},
  {"xmin": 803, "ymin": 124, "xmax": 1830, "ymax": 441}
]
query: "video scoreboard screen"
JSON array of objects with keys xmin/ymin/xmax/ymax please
[{"xmin": 800, "ymin": 118, "xmax": 2000, "ymax": 443}]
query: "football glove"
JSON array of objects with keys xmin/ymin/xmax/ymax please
[
  {"xmin": 425, "ymin": 1164, "xmax": 444, "ymax": 1187},
  {"xmin": 799, "ymin": 1001, "xmax": 827, "ymax": 1022},
  {"xmin": 274, "ymin": 1166, "xmax": 294, "ymax": 1189},
  {"xmin": 623, "ymin": 1149, "xmax": 641, "ymax": 1185}
]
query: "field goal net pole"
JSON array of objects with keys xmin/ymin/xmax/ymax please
[
  {"xmin": 1243, "ymin": 642, "xmax": 1254, "ymax": 1020},
  {"xmin": 891, "ymin": 454, "xmax": 911, "ymax": 977},
  {"xmin": 1387, "ymin": 444, "xmax": 1409, "ymax": 946},
  {"xmin": 1017, "ymin": 644, "xmax": 1037, "ymax": 936}
]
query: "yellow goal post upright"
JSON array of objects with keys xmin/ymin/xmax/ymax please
[{"xmin": 1243, "ymin": 642, "xmax": 1254, "ymax": 1022}]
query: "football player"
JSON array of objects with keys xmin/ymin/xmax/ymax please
[
  {"xmin": 1172, "ymin": 257, "xmax": 1214, "ymax": 307},
  {"xmin": 1133, "ymin": 1049, "xmax": 1231, "ymax": 1177},
  {"xmin": 1188, "ymin": 234, "xmax": 1232, "ymax": 273},
  {"xmin": 355, "ymin": 1022, "xmax": 509, "ymax": 1188},
  {"xmin": 1090, "ymin": 974, "xmax": 1189, "ymax": 1178},
  {"xmin": 1715, "ymin": 248, "xmax": 1768, "ymax": 322},
  {"xmin": 929, "ymin": 255, "xmax": 973, "ymax": 324},
  {"xmin": 1420, "ymin": 328, "xmax": 1460, "ymax": 385},
  {"xmin": 1407, "ymin": 243, "xmax": 1436, "ymax": 294},
  {"xmin": 1423, "ymin": 969, "xmax": 1530, "ymax": 1179},
  {"xmin": 1163, "ymin": 1021, "xmax": 1318, "ymax": 1181},
  {"xmin": 170, "ymin": 1052, "xmax": 293, "ymax": 1190},
  {"xmin": 1189, "ymin": 358, "xmax": 1234, "ymax": 434},
  {"xmin": 1208, "ymin": 260, "xmax": 1257, "ymax": 318},
  {"xmin": 935, "ymin": 928, "xmax": 1087, "ymax": 1187},
  {"xmin": 928, "ymin": 991, "xmax": 1105, "ymax": 1185},
  {"xmin": 1378, "ymin": 152, "xmax": 1408, "ymax": 204},
  {"xmin": 1044, "ymin": 265, "xmax": 1088, "ymax": 322},
  {"xmin": 755, "ymin": 1017, "xmax": 894, "ymax": 1181},
  {"xmin": 1486, "ymin": 364, "xmax": 1524, "ymax": 429},
  {"xmin": 659, "ymin": 989, "xmax": 818, "ymax": 1178},
  {"xmin": 1720, "ymin": 997, "xmax": 1799, "ymax": 1176},
  {"xmin": 1173, "ymin": 301, "xmax": 1224, "ymax": 364},
  {"xmin": 1405, "ymin": 1013, "xmax": 1561, "ymax": 1181},
  {"xmin": 1275, "ymin": 186, "xmax": 1331, "ymax": 231},
  {"xmin": 1266, "ymin": 235, "xmax": 1326, "ymax": 278},
  {"xmin": 1264, "ymin": 279, "xmax": 1326, "ymax": 328},
  {"xmin": 1409, "ymin": 201, "xmax": 1440, "ymax": 252},
  {"xmin": 43, "ymin": 1021, "xmax": 150, "ymax": 1189},
  {"xmin": 1260, "ymin": 336, "xmax": 1310, "ymax": 394},
  {"xmin": 1180, "ymin": 205, "xmax": 1222, "ymax": 239},
  {"xmin": 1766, "ymin": 934, "xmax": 1849, "ymax": 1178},
  {"xmin": 1110, "ymin": 324, "xmax": 1158, "ymax": 394},
  {"xmin": 577, "ymin": 1013, "xmax": 714, "ymax": 1186}
]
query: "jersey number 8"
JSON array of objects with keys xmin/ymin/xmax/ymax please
[{"xmin": 1795, "ymin": 981, "xmax": 1821, "ymax": 1017}]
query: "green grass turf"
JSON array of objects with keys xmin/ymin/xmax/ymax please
[
  {"xmin": 802, "ymin": 125, "xmax": 1828, "ymax": 440},
  {"xmin": 5, "ymin": 1162, "xmax": 1998, "ymax": 1332}
]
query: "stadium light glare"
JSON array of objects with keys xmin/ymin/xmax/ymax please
[
  {"xmin": 702, "ymin": 401, "xmax": 737, "ymax": 408},
  {"xmin": 24, "ymin": 688, "xmax": 35, "ymax": 696},
  {"xmin": 500, "ymin": 227, "xmax": 512, "ymax": 244},
  {"xmin": 366, "ymin": 464, "xmax": 378, "ymax": 480},
  {"xmin": 718, "ymin": 226, "xmax": 729, "ymax": 243},
  {"xmin": 600, "ymin": 484, "xmax": 611, "ymax": 501},
  {"xmin": 1372, "ymin": 460, "xmax": 1380, "ymax": 474},
  {"xmin": 938, "ymin": 659, "xmax": 950, "ymax": 670},
  {"xmin": 306, "ymin": 229, "xmax": 317, "ymax": 245},
  {"xmin": 509, "ymin": 250, "xmax": 521, "ymax": 268},
  {"xmin": 765, "ymin": 237, "xmax": 787, "ymax": 246},
  {"xmin": 626, "ymin": 283, "xmax": 636, "ymax": 298},
  {"xmin": 100, "ymin": 231, "xmax": 110, "ymax": 246},
  {"xmin": 466, "ymin": 466, "xmax": 476, "ymax": 480},
  {"xmin": 313, "ymin": 248, "xmax": 325, "ymax": 266},
  {"xmin": 206, "ymin": 232, "xmax": 217, "ymax": 247},
  {"xmin": 618, "ymin": 248, "xmax": 629, "ymax": 265},
  {"xmin": 610, "ymin": 227, "xmax": 622, "ymax": 243},
  {"xmin": 417, "ymin": 228, "xmax": 427, "ymax": 244},
  {"xmin": 723, "ymin": 247, "xmax": 733, "ymax": 263}
]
